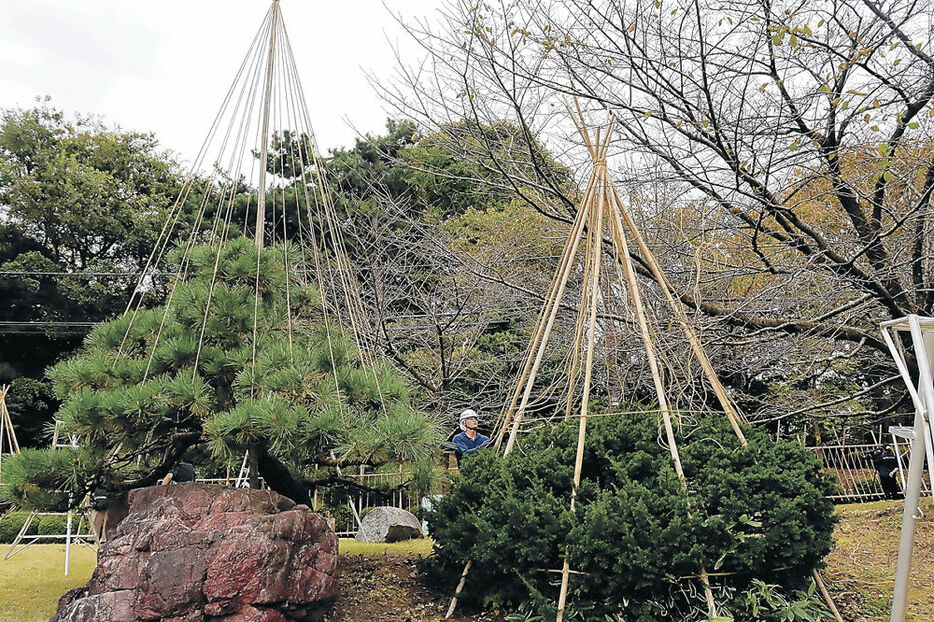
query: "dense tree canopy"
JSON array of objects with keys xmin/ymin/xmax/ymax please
[
  {"xmin": 0, "ymin": 103, "xmax": 198, "ymax": 435},
  {"xmin": 0, "ymin": 103, "xmax": 190, "ymax": 318}
]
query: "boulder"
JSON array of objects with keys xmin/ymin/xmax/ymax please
[
  {"xmin": 52, "ymin": 483, "xmax": 339, "ymax": 622},
  {"xmin": 353, "ymin": 506, "xmax": 423, "ymax": 543}
]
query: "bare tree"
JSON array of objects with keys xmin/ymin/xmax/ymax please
[
  {"xmin": 376, "ymin": 0, "xmax": 934, "ymax": 435},
  {"xmin": 345, "ymin": 181, "xmax": 572, "ymax": 428}
]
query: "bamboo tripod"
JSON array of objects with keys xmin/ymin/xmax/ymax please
[
  {"xmin": 447, "ymin": 105, "xmax": 841, "ymax": 620},
  {"xmin": 0, "ymin": 385, "xmax": 21, "ymax": 485}
]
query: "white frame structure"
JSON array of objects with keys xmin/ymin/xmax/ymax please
[{"xmin": 880, "ymin": 314, "xmax": 934, "ymax": 622}]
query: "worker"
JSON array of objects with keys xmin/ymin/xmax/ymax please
[
  {"xmin": 871, "ymin": 448, "xmax": 902, "ymax": 500},
  {"xmin": 160, "ymin": 461, "xmax": 197, "ymax": 485},
  {"xmin": 452, "ymin": 408, "xmax": 490, "ymax": 464}
]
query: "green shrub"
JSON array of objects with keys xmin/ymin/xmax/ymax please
[
  {"xmin": 0, "ymin": 511, "xmax": 38, "ymax": 543},
  {"xmin": 422, "ymin": 411, "xmax": 837, "ymax": 620},
  {"xmin": 37, "ymin": 514, "xmax": 68, "ymax": 536}
]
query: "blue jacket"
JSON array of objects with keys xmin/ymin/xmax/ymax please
[{"xmin": 452, "ymin": 431, "xmax": 490, "ymax": 456}]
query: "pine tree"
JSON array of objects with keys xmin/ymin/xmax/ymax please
[{"xmin": 0, "ymin": 238, "xmax": 441, "ymax": 509}]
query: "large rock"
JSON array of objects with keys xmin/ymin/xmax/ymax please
[
  {"xmin": 52, "ymin": 483, "xmax": 339, "ymax": 622},
  {"xmin": 354, "ymin": 506, "xmax": 423, "ymax": 543}
]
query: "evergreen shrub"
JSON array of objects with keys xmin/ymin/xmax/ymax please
[
  {"xmin": 0, "ymin": 511, "xmax": 37, "ymax": 543},
  {"xmin": 37, "ymin": 514, "xmax": 68, "ymax": 536},
  {"xmin": 423, "ymin": 411, "xmax": 837, "ymax": 620}
]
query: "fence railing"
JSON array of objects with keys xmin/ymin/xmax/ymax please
[
  {"xmin": 312, "ymin": 470, "xmax": 427, "ymax": 537},
  {"xmin": 806, "ymin": 442, "xmax": 928, "ymax": 502}
]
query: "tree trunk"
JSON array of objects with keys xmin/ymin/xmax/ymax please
[
  {"xmin": 248, "ymin": 446, "xmax": 260, "ymax": 489},
  {"xmin": 255, "ymin": 446, "xmax": 313, "ymax": 506}
]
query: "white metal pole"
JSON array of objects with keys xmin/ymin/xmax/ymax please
[
  {"xmin": 891, "ymin": 316, "xmax": 934, "ymax": 622},
  {"xmin": 891, "ymin": 417, "xmax": 925, "ymax": 622},
  {"xmin": 925, "ymin": 420, "xmax": 934, "ymax": 503},
  {"xmin": 64, "ymin": 498, "xmax": 74, "ymax": 576}
]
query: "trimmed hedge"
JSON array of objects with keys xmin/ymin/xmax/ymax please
[
  {"xmin": 37, "ymin": 514, "xmax": 69, "ymax": 536},
  {"xmin": 0, "ymin": 511, "xmax": 73, "ymax": 543},
  {"xmin": 422, "ymin": 411, "xmax": 837, "ymax": 620},
  {"xmin": 0, "ymin": 511, "xmax": 38, "ymax": 543}
]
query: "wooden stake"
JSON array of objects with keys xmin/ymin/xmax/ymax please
[
  {"xmin": 445, "ymin": 560, "xmax": 472, "ymax": 619},
  {"xmin": 813, "ymin": 569, "xmax": 844, "ymax": 622}
]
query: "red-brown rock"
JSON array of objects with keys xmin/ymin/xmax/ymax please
[{"xmin": 52, "ymin": 483, "xmax": 339, "ymax": 622}]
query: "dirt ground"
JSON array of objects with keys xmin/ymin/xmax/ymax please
[
  {"xmin": 324, "ymin": 554, "xmax": 502, "ymax": 622},
  {"xmin": 825, "ymin": 499, "xmax": 934, "ymax": 621}
]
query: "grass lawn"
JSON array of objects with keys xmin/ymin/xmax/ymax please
[
  {"xmin": 338, "ymin": 538, "xmax": 432, "ymax": 558},
  {"xmin": 0, "ymin": 539, "xmax": 432, "ymax": 622},
  {"xmin": 0, "ymin": 544, "xmax": 98, "ymax": 622}
]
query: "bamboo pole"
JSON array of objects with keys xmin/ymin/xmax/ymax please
[
  {"xmin": 495, "ymin": 176, "xmax": 597, "ymax": 451},
  {"xmin": 444, "ymin": 560, "xmax": 472, "ymax": 619},
  {"xmin": 564, "ymin": 216, "xmax": 594, "ymax": 421},
  {"xmin": 501, "ymin": 193, "xmax": 594, "ymax": 456},
  {"xmin": 813, "ymin": 569, "xmax": 845, "ymax": 622},
  {"xmin": 606, "ymin": 179, "xmax": 717, "ymax": 616},
  {"xmin": 452, "ymin": 105, "xmax": 805, "ymax": 620},
  {"xmin": 448, "ymin": 132, "xmax": 600, "ymax": 621},
  {"xmin": 254, "ymin": 0, "xmax": 280, "ymax": 249},
  {"xmin": 607, "ymin": 136, "xmax": 846, "ymax": 620},
  {"xmin": 610, "ymin": 192, "xmax": 746, "ymax": 445},
  {"xmin": 556, "ymin": 167, "xmax": 605, "ymax": 622}
]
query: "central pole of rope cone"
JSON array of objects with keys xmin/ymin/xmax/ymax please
[{"xmin": 255, "ymin": 0, "xmax": 279, "ymax": 249}]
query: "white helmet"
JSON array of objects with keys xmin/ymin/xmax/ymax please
[{"xmin": 458, "ymin": 408, "xmax": 479, "ymax": 431}]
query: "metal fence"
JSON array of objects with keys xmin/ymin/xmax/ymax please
[
  {"xmin": 312, "ymin": 470, "xmax": 426, "ymax": 537},
  {"xmin": 197, "ymin": 468, "xmax": 429, "ymax": 537},
  {"xmin": 806, "ymin": 442, "xmax": 929, "ymax": 502}
]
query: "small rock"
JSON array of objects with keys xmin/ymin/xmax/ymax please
[{"xmin": 354, "ymin": 506, "xmax": 423, "ymax": 543}]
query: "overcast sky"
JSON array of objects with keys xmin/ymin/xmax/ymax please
[{"xmin": 0, "ymin": 0, "xmax": 442, "ymax": 164}]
